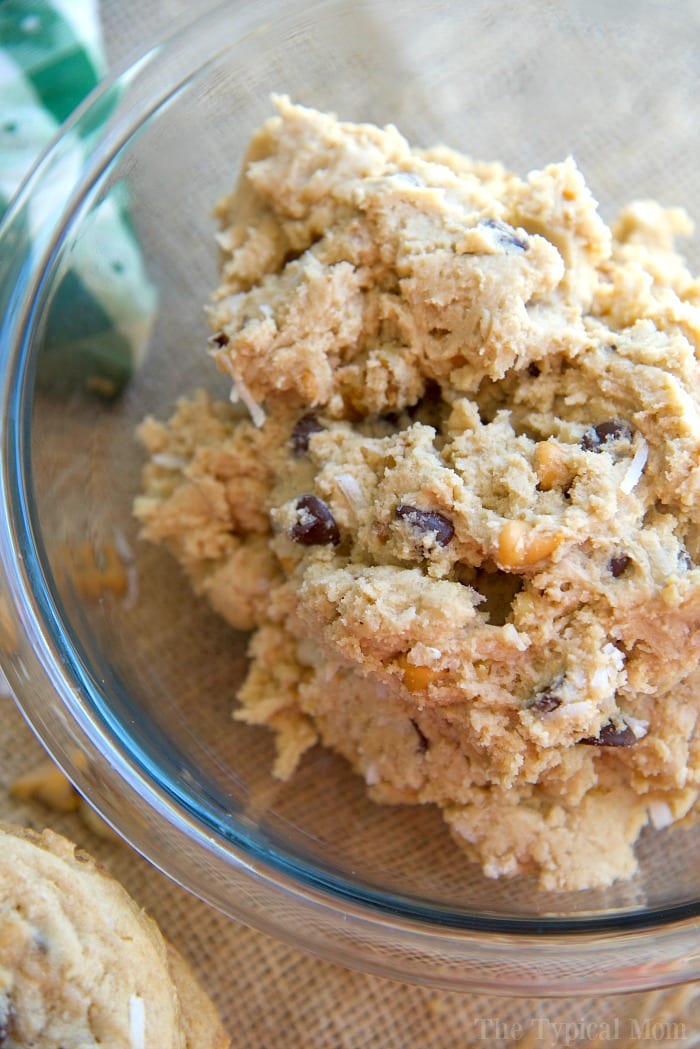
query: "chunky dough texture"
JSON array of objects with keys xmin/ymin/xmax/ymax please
[
  {"xmin": 135, "ymin": 98, "xmax": 700, "ymax": 891},
  {"xmin": 0, "ymin": 824, "xmax": 229, "ymax": 1049}
]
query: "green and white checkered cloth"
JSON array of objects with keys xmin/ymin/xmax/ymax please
[{"xmin": 0, "ymin": 0, "xmax": 156, "ymax": 397}]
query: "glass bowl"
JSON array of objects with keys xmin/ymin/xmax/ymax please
[{"xmin": 1, "ymin": 0, "xmax": 699, "ymax": 995}]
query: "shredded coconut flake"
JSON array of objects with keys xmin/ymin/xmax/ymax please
[
  {"xmin": 151, "ymin": 453, "xmax": 186, "ymax": 470},
  {"xmin": 336, "ymin": 472, "xmax": 364, "ymax": 509},
  {"xmin": 122, "ymin": 564, "xmax": 140, "ymax": 611},
  {"xmin": 625, "ymin": 714, "xmax": 649, "ymax": 740},
  {"xmin": 501, "ymin": 623, "xmax": 530, "ymax": 650},
  {"xmin": 214, "ymin": 229, "xmax": 235, "ymax": 251},
  {"xmin": 620, "ymin": 438, "xmax": 649, "ymax": 494},
  {"xmin": 407, "ymin": 644, "xmax": 442, "ymax": 666},
  {"xmin": 648, "ymin": 801, "xmax": 674, "ymax": 830},
  {"xmin": 129, "ymin": 994, "xmax": 145, "ymax": 1049},
  {"xmin": 590, "ymin": 666, "xmax": 612, "ymax": 693},
  {"xmin": 112, "ymin": 527, "xmax": 134, "ymax": 563},
  {"xmin": 602, "ymin": 642, "xmax": 626, "ymax": 672},
  {"xmin": 113, "ymin": 529, "xmax": 140, "ymax": 611},
  {"xmin": 230, "ymin": 377, "xmax": 266, "ymax": 428},
  {"xmin": 567, "ymin": 669, "xmax": 587, "ymax": 691},
  {"xmin": 365, "ymin": 762, "xmax": 380, "ymax": 786},
  {"xmin": 386, "ymin": 171, "xmax": 424, "ymax": 187},
  {"xmin": 558, "ymin": 700, "xmax": 596, "ymax": 720}
]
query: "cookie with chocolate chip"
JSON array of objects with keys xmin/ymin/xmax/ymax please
[{"xmin": 0, "ymin": 823, "xmax": 229, "ymax": 1049}]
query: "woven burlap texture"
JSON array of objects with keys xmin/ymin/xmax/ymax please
[{"xmin": 2, "ymin": 1, "xmax": 699, "ymax": 1045}]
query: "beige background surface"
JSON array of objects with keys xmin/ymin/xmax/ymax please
[{"xmin": 1, "ymin": 2, "xmax": 699, "ymax": 1046}]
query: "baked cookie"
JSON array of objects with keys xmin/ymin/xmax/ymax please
[
  {"xmin": 135, "ymin": 98, "xmax": 700, "ymax": 891},
  {"xmin": 0, "ymin": 823, "xmax": 229, "ymax": 1048}
]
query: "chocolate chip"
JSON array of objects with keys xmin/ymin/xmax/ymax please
[
  {"xmin": 289, "ymin": 494, "xmax": 340, "ymax": 546},
  {"xmin": 290, "ymin": 414, "xmax": 324, "ymax": 456},
  {"xmin": 212, "ymin": 331, "xmax": 229, "ymax": 347},
  {"xmin": 527, "ymin": 362, "xmax": 541, "ymax": 378},
  {"xmin": 579, "ymin": 721, "xmax": 638, "ymax": 747},
  {"xmin": 479, "ymin": 217, "xmax": 529, "ymax": 252},
  {"xmin": 396, "ymin": 504, "xmax": 454, "ymax": 546},
  {"xmin": 529, "ymin": 692, "xmax": 562, "ymax": 714},
  {"xmin": 528, "ymin": 674, "xmax": 564, "ymax": 713},
  {"xmin": 581, "ymin": 420, "xmax": 632, "ymax": 452},
  {"xmin": 410, "ymin": 718, "xmax": 430, "ymax": 754},
  {"xmin": 609, "ymin": 555, "xmax": 631, "ymax": 578}
]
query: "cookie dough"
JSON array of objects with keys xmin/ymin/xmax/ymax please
[
  {"xmin": 135, "ymin": 97, "xmax": 700, "ymax": 891},
  {"xmin": 0, "ymin": 823, "xmax": 230, "ymax": 1048}
]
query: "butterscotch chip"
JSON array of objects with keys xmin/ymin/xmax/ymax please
[
  {"xmin": 59, "ymin": 540, "xmax": 128, "ymax": 600},
  {"xmin": 534, "ymin": 440, "xmax": 570, "ymax": 491},
  {"xmin": 396, "ymin": 654, "xmax": 448, "ymax": 692},
  {"xmin": 496, "ymin": 521, "xmax": 563, "ymax": 569}
]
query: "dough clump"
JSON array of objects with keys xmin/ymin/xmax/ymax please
[{"xmin": 135, "ymin": 97, "xmax": 700, "ymax": 891}]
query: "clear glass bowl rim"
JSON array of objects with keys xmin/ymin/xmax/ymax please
[{"xmin": 0, "ymin": 0, "xmax": 699, "ymax": 995}]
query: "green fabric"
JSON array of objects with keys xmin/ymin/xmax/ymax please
[
  {"xmin": 0, "ymin": 0, "xmax": 101, "ymax": 124},
  {"xmin": 39, "ymin": 268, "xmax": 136, "ymax": 397},
  {"xmin": 0, "ymin": 0, "xmax": 157, "ymax": 399}
]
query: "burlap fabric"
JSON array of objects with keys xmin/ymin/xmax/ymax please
[{"xmin": 2, "ymin": 1, "xmax": 699, "ymax": 1045}]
